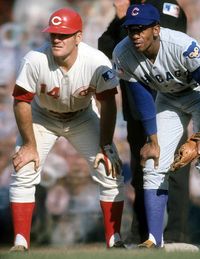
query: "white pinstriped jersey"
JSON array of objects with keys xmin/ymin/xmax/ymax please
[
  {"xmin": 113, "ymin": 27, "xmax": 200, "ymax": 94},
  {"xmin": 16, "ymin": 42, "xmax": 118, "ymax": 113}
]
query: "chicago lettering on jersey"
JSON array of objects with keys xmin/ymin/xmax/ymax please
[{"xmin": 141, "ymin": 70, "xmax": 192, "ymax": 84}]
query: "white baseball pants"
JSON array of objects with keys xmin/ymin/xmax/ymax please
[
  {"xmin": 143, "ymin": 87, "xmax": 200, "ymax": 190},
  {"xmin": 10, "ymin": 105, "xmax": 124, "ymax": 202}
]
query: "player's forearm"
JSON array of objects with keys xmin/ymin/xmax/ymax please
[
  {"xmin": 142, "ymin": 117, "xmax": 157, "ymax": 136},
  {"xmin": 128, "ymin": 81, "xmax": 157, "ymax": 135},
  {"xmin": 99, "ymin": 96, "xmax": 117, "ymax": 147},
  {"xmin": 13, "ymin": 100, "xmax": 36, "ymax": 147}
]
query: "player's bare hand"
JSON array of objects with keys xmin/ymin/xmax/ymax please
[
  {"xmin": 140, "ymin": 142, "xmax": 160, "ymax": 169},
  {"xmin": 12, "ymin": 145, "xmax": 39, "ymax": 172},
  {"xmin": 94, "ymin": 144, "xmax": 122, "ymax": 178}
]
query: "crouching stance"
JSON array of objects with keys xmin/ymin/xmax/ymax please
[{"xmin": 10, "ymin": 7, "xmax": 124, "ymax": 252}]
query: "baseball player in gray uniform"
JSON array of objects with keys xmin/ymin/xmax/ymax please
[
  {"xmin": 113, "ymin": 3, "xmax": 200, "ymax": 248},
  {"xmin": 10, "ymin": 8, "xmax": 125, "ymax": 252}
]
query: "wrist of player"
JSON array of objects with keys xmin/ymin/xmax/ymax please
[
  {"xmin": 147, "ymin": 134, "xmax": 159, "ymax": 145},
  {"xmin": 94, "ymin": 144, "xmax": 122, "ymax": 178}
]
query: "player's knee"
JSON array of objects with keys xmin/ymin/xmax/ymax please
[
  {"xmin": 143, "ymin": 172, "xmax": 168, "ymax": 190},
  {"xmin": 11, "ymin": 163, "xmax": 41, "ymax": 187}
]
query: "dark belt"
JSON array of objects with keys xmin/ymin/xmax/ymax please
[{"xmin": 48, "ymin": 109, "xmax": 84, "ymax": 119}]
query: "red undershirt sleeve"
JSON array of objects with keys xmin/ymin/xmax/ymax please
[{"xmin": 12, "ymin": 85, "xmax": 35, "ymax": 103}]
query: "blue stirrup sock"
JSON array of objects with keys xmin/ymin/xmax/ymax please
[{"xmin": 144, "ymin": 189, "xmax": 168, "ymax": 246}]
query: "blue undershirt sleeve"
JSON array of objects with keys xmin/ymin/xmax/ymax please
[
  {"xmin": 128, "ymin": 81, "xmax": 157, "ymax": 136},
  {"xmin": 191, "ymin": 66, "xmax": 200, "ymax": 84}
]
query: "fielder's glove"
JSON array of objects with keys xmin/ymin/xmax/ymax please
[
  {"xmin": 94, "ymin": 144, "xmax": 122, "ymax": 178},
  {"xmin": 170, "ymin": 132, "xmax": 200, "ymax": 172}
]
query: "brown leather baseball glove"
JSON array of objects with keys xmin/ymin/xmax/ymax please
[{"xmin": 170, "ymin": 132, "xmax": 200, "ymax": 172}]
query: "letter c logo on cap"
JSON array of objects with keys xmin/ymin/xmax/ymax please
[
  {"xmin": 51, "ymin": 16, "xmax": 62, "ymax": 25},
  {"xmin": 131, "ymin": 7, "xmax": 139, "ymax": 16}
]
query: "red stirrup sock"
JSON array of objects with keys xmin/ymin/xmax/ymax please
[
  {"xmin": 10, "ymin": 202, "xmax": 35, "ymax": 249},
  {"xmin": 100, "ymin": 200, "xmax": 124, "ymax": 247}
]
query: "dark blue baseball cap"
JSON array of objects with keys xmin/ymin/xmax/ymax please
[{"xmin": 123, "ymin": 4, "xmax": 160, "ymax": 27}]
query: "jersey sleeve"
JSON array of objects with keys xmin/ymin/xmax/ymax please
[
  {"xmin": 15, "ymin": 51, "xmax": 39, "ymax": 93},
  {"xmin": 112, "ymin": 48, "xmax": 137, "ymax": 83},
  {"xmin": 191, "ymin": 66, "xmax": 200, "ymax": 83},
  {"xmin": 12, "ymin": 85, "xmax": 35, "ymax": 102},
  {"xmin": 90, "ymin": 55, "xmax": 119, "ymax": 100},
  {"xmin": 181, "ymin": 40, "xmax": 200, "ymax": 73}
]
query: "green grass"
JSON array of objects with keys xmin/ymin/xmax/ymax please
[{"xmin": 0, "ymin": 244, "xmax": 200, "ymax": 259}]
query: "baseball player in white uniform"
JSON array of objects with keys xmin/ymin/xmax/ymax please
[
  {"xmin": 113, "ymin": 3, "xmax": 200, "ymax": 248},
  {"xmin": 10, "ymin": 8, "xmax": 125, "ymax": 252}
]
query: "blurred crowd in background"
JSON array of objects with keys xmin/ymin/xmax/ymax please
[{"xmin": 1, "ymin": 0, "xmax": 200, "ymax": 248}]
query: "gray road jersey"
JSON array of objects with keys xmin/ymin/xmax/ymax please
[{"xmin": 113, "ymin": 27, "xmax": 200, "ymax": 94}]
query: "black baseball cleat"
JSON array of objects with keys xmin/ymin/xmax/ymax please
[{"xmin": 112, "ymin": 240, "xmax": 127, "ymax": 248}]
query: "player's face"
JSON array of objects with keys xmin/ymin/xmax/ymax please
[
  {"xmin": 127, "ymin": 24, "xmax": 160, "ymax": 54},
  {"xmin": 49, "ymin": 32, "xmax": 82, "ymax": 59}
]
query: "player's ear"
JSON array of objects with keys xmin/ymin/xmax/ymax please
[
  {"xmin": 75, "ymin": 31, "xmax": 82, "ymax": 45},
  {"xmin": 153, "ymin": 24, "xmax": 160, "ymax": 38}
]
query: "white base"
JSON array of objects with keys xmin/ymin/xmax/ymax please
[{"xmin": 164, "ymin": 243, "xmax": 199, "ymax": 252}]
